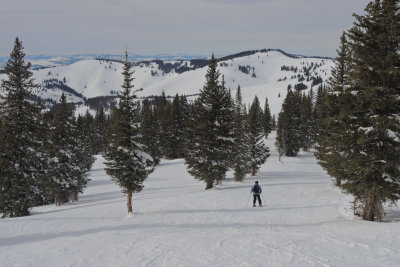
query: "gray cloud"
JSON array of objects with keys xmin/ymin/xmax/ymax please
[
  {"xmin": 0, "ymin": 0, "xmax": 371, "ymax": 57},
  {"xmin": 201, "ymin": 0, "xmax": 270, "ymax": 5}
]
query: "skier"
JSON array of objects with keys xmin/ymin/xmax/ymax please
[{"xmin": 251, "ymin": 181, "xmax": 262, "ymax": 207}]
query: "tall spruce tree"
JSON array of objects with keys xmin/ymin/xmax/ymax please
[
  {"xmin": 233, "ymin": 86, "xmax": 251, "ymax": 181},
  {"xmin": 157, "ymin": 91, "xmax": 174, "ymax": 158},
  {"xmin": 313, "ymin": 85, "xmax": 327, "ymax": 140},
  {"xmin": 327, "ymin": 32, "xmax": 350, "ymax": 90},
  {"xmin": 299, "ymin": 93, "xmax": 314, "ymax": 151},
  {"xmin": 105, "ymin": 51, "xmax": 154, "ymax": 214},
  {"xmin": 48, "ymin": 94, "xmax": 92, "ymax": 205},
  {"xmin": 344, "ymin": 0, "xmax": 400, "ymax": 221},
  {"xmin": 140, "ymin": 99, "xmax": 162, "ymax": 165},
  {"xmin": 73, "ymin": 114, "xmax": 96, "ymax": 201},
  {"xmin": 93, "ymin": 107, "xmax": 108, "ymax": 153},
  {"xmin": 83, "ymin": 110, "xmax": 96, "ymax": 153},
  {"xmin": 263, "ymin": 96, "xmax": 272, "ymax": 138},
  {"xmin": 185, "ymin": 55, "xmax": 234, "ymax": 189},
  {"xmin": 248, "ymin": 96, "xmax": 270, "ymax": 175},
  {"xmin": 0, "ymin": 38, "xmax": 46, "ymax": 217},
  {"xmin": 275, "ymin": 90, "xmax": 302, "ymax": 158},
  {"xmin": 316, "ymin": 0, "xmax": 400, "ymax": 221},
  {"xmin": 271, "ymin": 114, "xmax": 276, "ymax": 130},
  {"xmin": 315, "ymin": 36, "xmax": 354, "ymax": 188},
  {"xmin": 170, "ymin": 94, "xmax": 190, "ymax": 158}
]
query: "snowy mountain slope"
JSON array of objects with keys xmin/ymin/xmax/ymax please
[
  {"xmin": 0, "ymin": 53, "xmax": 205, "ymax": 69},
  {"xmin": 1, "ymin": 133, "xmax": 399, "ymax": 267},
  {"xmin": 141, "ymin": 50, "xmax": 333, "ymax": 115},
  {"xmin": 0, "ymin": 49, "xmax": 334, "ymax": 115}
]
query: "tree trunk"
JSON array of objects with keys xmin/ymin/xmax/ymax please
[
  {"xmin": 127, "ymin": 192, "xmax": 133, "ymax": 214},
  {"xmin": 234, "ymin": 171, "xmax": 243, "ymax": 182},
  {"xmin": 55, "ymin": 192, "xmax": 70, "ymax": 206},
  {"xmin": 71, "ymin": 192, "xmax": 78, "ymax": 202},
  {"xmin": 353, "ymin": 196, "xmax": 359, "ymax": 216},
  {"xmin": 251, "ymin": 166, "xmax": 256, "ymax": 176},
  {"xmin": 335, "ymin": 177, "xmax": 341, "ymax": 187},
  {"xmin": 205, "ymin": 180, "xmax": 213, "ymax": 190},
  {"xmin": 362, "ymin": 194, "xmax": 375, "ymax": 221}
]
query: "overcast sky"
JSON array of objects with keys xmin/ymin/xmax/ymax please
[{"xmin": 0, "ymin": 0, "xmax": 371, "ymax": 58}]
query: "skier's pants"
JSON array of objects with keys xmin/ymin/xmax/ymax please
[{"xmin": 253, "ymin": 195, "xmax": 261, "ymax": 206}]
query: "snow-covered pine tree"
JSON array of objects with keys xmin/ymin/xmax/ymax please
[
  {"xmin": 340, "ymin": 0, "xmax": 400, "ymax": 221},
  {"xmin": 0, "ymin": 37, "xmax": 46, "ymax": 217},
  {"xmin": 73, "ymin": 114, "xmax": 95, "ymax": 201},
  {"xmin": 327, "ymin": 32, "xmax": 350, "ymax": 90},
  {"xmin": 275, "ymin": 90, "xmax": 302, "ymax": 158},
  {"xmin": 93, "ymin": 107, "xmax": 108, "ymax": 154},
  {"xmin": 105, "ymin": 51, "xmax": 154, "ymax": 214},
  {"xmin": 185, "ymin": 55, "xmax": 234, "ymax": 189},
  {"xmin": 83, "ymin": 110, "xmax": 96, "ymax": 153},
  {"xmin": 299, "ymin": 92, "xmax": 314, "ymax": 151},
  {"xmin": 271, "ymin": 114, "xmax": 276, "ymax": 130},
  {"xmin": 314, "ymin": 34, "xmax": 354, "ymax": 188},
  {"xmin": 233, "ymin": 86, "xmax": 251, "ymax": 181},
  {"xmin": 48, "ymin": 94, "xmax": 91, "ymax": 205},
  {"xmin": 157, "ymin": 91, "xmax": 174, "ymax": 159},
  {"xmin": 247, "ymin": 96, "xmax": 270, "ymax": 176},
  {"xmin": 140, "ymin": 99, "xmax": 162, "ymax": 165},
  {"xmin": 263, "ymin": 96, "xmax": 272, "ymax": 138},
  {"xmin": 313, "ymin": 85, "xmax": 327, "ymax": 139},
  {"xmin": 170, "ymin": 94, "xmax": 190, "ymax": 158}
]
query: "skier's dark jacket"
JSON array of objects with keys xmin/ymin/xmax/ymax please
[{"xmin": 251, "ymin": 184, "xmax": 262, "ymax": 195}]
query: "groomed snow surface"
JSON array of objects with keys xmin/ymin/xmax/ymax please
[{"xmin": 1, "ymin": 133, "xmax": 400, "ymax": 266}]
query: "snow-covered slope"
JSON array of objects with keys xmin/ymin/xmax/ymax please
[
  {"xmin": 1, "ymin": 133, "xmax": 399, "ymax": 266},
  {"xmin": 1, "ymin": 50, "xmax": 334, "ymax": 115},
  {"xmin": 139, "ymin": 50, "xmax": 333, "ymax": 115}
]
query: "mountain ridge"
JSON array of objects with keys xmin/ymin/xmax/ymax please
[
  {"xmin": 0, "ymin": 49, "xmax": 335, "ymax": 117},
  {"xmin": 0, "ymin": 48, "xmax": 334, "ymax": 70}
]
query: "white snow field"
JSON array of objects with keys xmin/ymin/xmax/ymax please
[{"xmin": 1, "ymin": 134, "xmax": 400, "ymax": 267}]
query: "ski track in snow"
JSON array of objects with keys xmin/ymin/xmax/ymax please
[{"xmin": 1, "ymin": 133, "xmax": 400, "ymax": 266}]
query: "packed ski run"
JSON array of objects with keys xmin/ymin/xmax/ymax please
[{"xmin": 1, "ymin": 133, "xmax": 399, "ymax": 267}]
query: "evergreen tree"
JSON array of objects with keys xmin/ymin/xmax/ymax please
[
  {"xmin": 315, "ymin": 32, "xmax": 351, "ymax": 180},
  {"xmin": 271, "ymin": 114, "xmax": 276, "ymax": 130},
  {"xmin": 327, "ymin": 32, "xmax": 350, "ymax": 90},
  {"xmin": 275, "ymin": 90, "xmax": 302, "ymax": 158},
  {"xmin": 141, "ymin": 99, "xmax": 162, "ymax": 165},
  {"xmin": 83, "ymin": 110, "xmax": 96, "ymax": 153},
  {"xmin": 299, "ymin": 93, "xmax": 314, "ymax": 151},
  {"xmin": 344, "ymin": 0, "xmax": 400, "ymax": 221},
  {"xmin": 157, "ymin": 91, "xmax": 175, "ymax": 158},
  {"xmin": 185, "ymin": 55, "xmax": 234, "ymax": 189},
  {"xmin": 170, "ymin": 94, "xmax": 190, "ymax": 158},
  {"xmin": 313, "ymin": 85, "xmax": 327, "ymax": 139},
  {"xmin": 263, "ymin": 96, "xmax": 272, "ymax": 138},
  {"xmin": 316, "ymin": 0, "xmax": 400, "ymax": 221},
  {"xmin": 73, "ymin": 114, "xmax": 96, "ymax": 201},
  {"xmin": 314, "ymin": 36, "xmax": 353, "ymax": 188},
  {"xmin": 93, "ymin": 107, "xmax": 108, "ymax": 153},
  {"xmin": 105, "ymin": 51, "xmax": 154, "ymax": 214},
  {"xmin": 48, "ymin": 94, "xmax": 91, "ymax": 205},
  {"xmin": 247, "ymin": 96, "xmax": 270, "ymax": 175},
  {"xmin": 0, "ymin": 38, "xmax": 46, "ymax": 217},
  {"xmin": 233, "ymin": 86, "xmax": 251, "ymax": 181}
]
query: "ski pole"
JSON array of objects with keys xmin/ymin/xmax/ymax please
[
  {"xmin": 261, "ymin": 193, "xmax": 267, "ymax": 206},
  {"xmin": 246, "ymin": 193, "xmax": 252, "ymax": 207}
]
